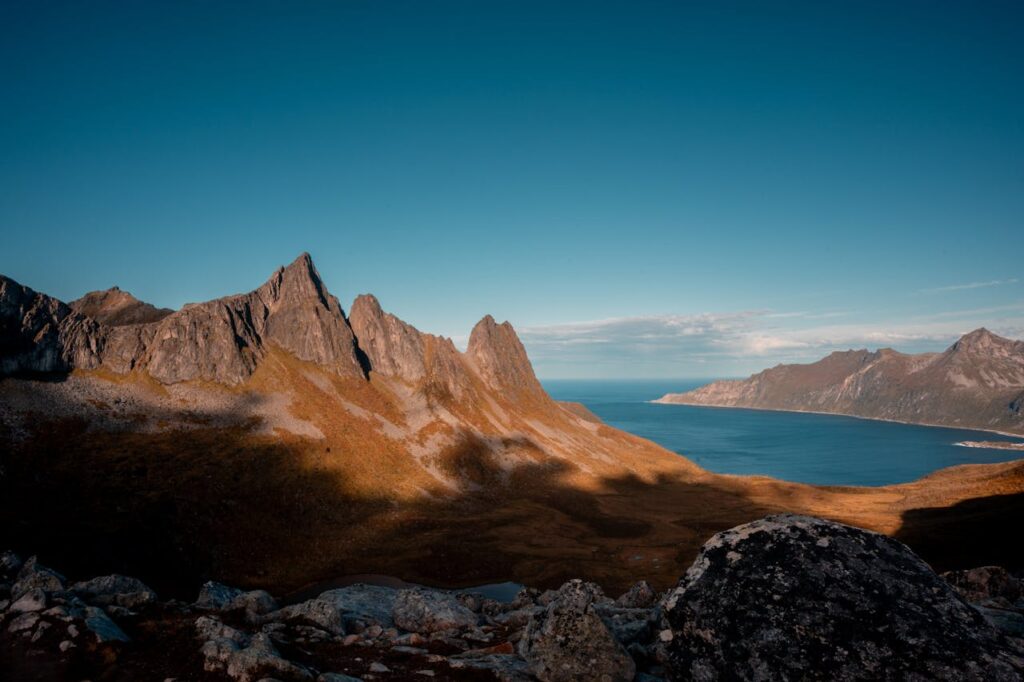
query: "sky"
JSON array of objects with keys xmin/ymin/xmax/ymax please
[{"xmin": 2, "ymin": 1, "xmax": 1022, "ymax": 378}]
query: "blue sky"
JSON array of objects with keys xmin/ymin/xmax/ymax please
[{"xmin": 2, "ymin": 1, "xmax": 1022, "ymax": 378}]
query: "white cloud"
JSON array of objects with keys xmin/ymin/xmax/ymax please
[
  {"xmin": 518, "ymin": 307, "xmax": 1024, "ymax": 378},
  {"xmin": 919, "ymin": 278, "xmax": 1019, "ymax": 294}
]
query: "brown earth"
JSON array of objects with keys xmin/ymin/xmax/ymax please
[{"xmin": 2, "ymin": 352, "xmax": 1021, "ymax": 600}]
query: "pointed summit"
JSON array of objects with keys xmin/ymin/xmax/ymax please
[
  {"xmin": 466, "ymin": 315, "xmax": 544, "ymax": 395},
  {"xmin": 948, "ymin": 328, "xmax": 1013, "ymax": 355}
]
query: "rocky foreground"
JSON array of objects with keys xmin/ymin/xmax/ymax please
[{"xmin": 2, "ymin": 516, "xmax": 1022, "ymax": 681}]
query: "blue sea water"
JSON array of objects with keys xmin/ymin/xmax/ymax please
[{"xmin": 542, "ymin": 379, "xmax": 1024, "ymax": 487}]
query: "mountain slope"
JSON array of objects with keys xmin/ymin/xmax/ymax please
[
  {"xmin": 2, "ymin": 255, "xmax": 1022, "ymax": 597},
  {"xmin": 656, "ymin": 329, "xmax": 1024, "ymax": 435}
]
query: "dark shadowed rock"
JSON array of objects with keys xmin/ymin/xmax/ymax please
[
  {"xmin": 12, "ymin": 556, "xmax": 65, "ymax": 600},
  {"xmin": 70, "ymin": 287, "xmax": 173, "ymax": 326},
  {"xmin": 942, "ymin": 566, "xmax": 1022, "ymax": 607},
  {"xmin": 616, "ymin": 580, "xmax": 657, "ymax": 609},
  {"xmin": 71, "ymin": 574, "xmax": 157, "ymax": 609},
  {"xmin": 0, "ymin": 275, "xmax": 102, "ymax": 376},
  {"xmin": 661, "ymin": 514, "xmax": 1024, "ymax": 681},
  {"xmin": 518, "ymin": 579, "xmax": 635, "ymax": 682}
]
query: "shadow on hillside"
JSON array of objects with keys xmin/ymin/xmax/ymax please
[
  {"xmin": 0, "ymin": 386, "xmax": 785, "ymax": 598},
  {"xmin": 894, "ymin": 492, "xmax": 1024, "ymax": 573},
  {"xmin": 5, "ymin": 385, "xmax": 1017, "ymax": 600}
]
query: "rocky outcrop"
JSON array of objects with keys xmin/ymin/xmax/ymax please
[
  {"xmin": 1, "ymin": 254, "xmax": 367, "ymax": 384},
  {"xmin": 467, "ymin": 315, "xmax": 545, "ymax": 397},
  {"xmin": 138, "ymin": 253, "xmax": 365, "ymax": 384},
  {"xmin": 4, "ymin": 515, "xmax": 1023, "ymax": 680},
  {"xmin": 0, "ymin": 275, "xmax": 102, "ymax": 375},
  {"xmin": 348, "ymin": 293, "xmax": 472, "ymax": 396},
  {"xmin": 660, "ymin": 514, "xmax": 1024, "ymax": 680},
  {"xmin": 517, "ymin": 580, "xmax": 635, "ymax": 682},
  {"xmin": 69, "ymin": 287, "xmax": 172, "ymax": 326},
  {"xmin": 656, "ymin": 328, "xmax": 1024, "ymax": 435}
]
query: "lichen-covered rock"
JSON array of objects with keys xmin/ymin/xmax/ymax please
[
  {"xmin": 264, "ymin": 584, "xmax": 397, "ymax": 636},
  {"xmin": 518, "ymin": 579, "xmax": 635, "ymax": 682},
  {"xmin": 616, "ymin": 580, "xmax": 657, "ymax": 609},
  {"xmin": 392, "ymin": 587, "xmax": 478, "ymax": 634},
  {"xmin": 942, "ymin": 566, "xmax": 1022, "ymax": 608},
  {"xmin": 11, "ymin": 556, "xmax": 65, "ymax": 599},
  {"xmin": 661, "ymin": 514, "xmax": 1024, "ymax": 681},
  {"xmin": 72, "ymin": 574, "xmax": 157, "ymax": 609}
]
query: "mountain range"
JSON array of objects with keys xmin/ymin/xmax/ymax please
[
  {"xmin": 656, "ymin": 329, "xmax": 1024, "ymax": 436},
  {"xmin": 1, "ymin": 254, "xmax": 1022, "ymax": 598}
]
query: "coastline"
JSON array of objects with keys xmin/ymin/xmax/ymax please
[
  {"xmin": 955, "ymin": 440, "xmax": 1024, "ymax": 452},
  {"xmin": 648, "ymin": 398, "xmax": 1024, "ymax": 440}
]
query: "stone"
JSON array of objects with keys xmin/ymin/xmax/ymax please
[
  {"xmin": 11, "ymin": 556, "xmax": 65, "ymax": 599},
  {"xmin": 615, "ymin": 580, "xmax": 656, "ymax": 609},
  {"xmin": 9, "ymin": 587, "xmax": 47, "ymax": 613},
  {"xmin": 318, "ymin": 674, "xmax": 364, "ymax": 682},
  {"xmin": 7, "ymin": 612, "xmax": 40, "ymax": 634},
  {"xmin": 263, "ymin": 584, "xmax": 396, "ymax": 636},
  {"xmin": 392, "ymin": 587, "xmax": 478, "ymax": 634},
  {"xmin": 661, "ymin": 514, "xmax": 1024, "ymax": 681},
  {"xmin": 369, "ymin": 662, "xmax": 390, "ymax": 673},
  {"xmin": 84, "ymin": 605, "xmax": 130, "ymax": 643},
  {"xmin": 72, "ymin": 574, "xmax": 157, "ymax": 609},
  {"xmin": 225, "ymin": 633, "xmax": 312, "ymax": 682},
  {"xmin": 197, "ymin": 581, "xmax": 278, "ymax": 617},
  {"xmin": 448, "ymin": 652, "xmax": 533, "ymax": 681},
  {"xmin": 942, "ymin": 566, "xmax": 1022, "ymax": 607},
  {"xmin": 518, "ymin": 579, "xmax": 635, "ymax": 682}
]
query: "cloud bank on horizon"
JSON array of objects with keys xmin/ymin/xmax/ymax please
[{"xmin": 518, "ymin": 302, "xmax": 1024, "ymax": 379}]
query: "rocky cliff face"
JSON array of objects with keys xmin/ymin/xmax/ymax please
[
  {"xmin": 0, "ymin": 254, "xmax": 372, "ymax": 384},
  {"xmin": 0, "ymin": 254, "xmax": 543, "ymax": 394},
  {"xmin": 0, "ymin": 275, "xmax": 102, "ymax": 376},
  {"xmin": 467, "ymin": 315, "xmax": 546, "ymax": 397},
  {"xmin": 656, "ymin": 328, "xmax": 1024, "ymax": 435}
]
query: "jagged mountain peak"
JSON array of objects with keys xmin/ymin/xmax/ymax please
[
  {"xmin": 259, "ymin": 252, "xmax": 331, "ymax": 310},
  {"xmin": 948, "ymin": 327, "xmax": 1011, "ymax": 353},
  {"xmin": 467, "ymin": 314, "xmax": 543, "ymax": 395}
]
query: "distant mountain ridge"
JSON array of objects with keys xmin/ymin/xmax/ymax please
[{"xmin": 655, "ymin": 329, "xmax": 1024, "ymax": 435}]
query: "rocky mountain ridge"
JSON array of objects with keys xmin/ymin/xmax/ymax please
[
  {"xmin": 0, "ymin": 253, "xmax": 543, "ymax": 397},
  {"xmin": 656, "ymin": 328, "xmax": 1024, "ymax": 435}
]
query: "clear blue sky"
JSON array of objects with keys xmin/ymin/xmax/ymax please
[{"xmin": 2, "ymin": 1, "xmax": 1022, "ymax": 377}]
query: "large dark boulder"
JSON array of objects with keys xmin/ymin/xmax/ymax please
[{"xmin": 661, "ymin": 514, "xmax": 1024, "ymax": 681}]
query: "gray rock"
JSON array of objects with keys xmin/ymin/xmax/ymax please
[
  {"xmin": 594, "ymin": 603, "xmax": 653, "ymax": 648},
  {"xmin": 662, "ymin": 514, "xmax": 1024, "ymax": 681},
  {"xmin": 264, "ymin": 584, "xmax": 397, "ymax": 636},
  {"xmin": 943, "ymin": 566, "xmax": 1022, "ymax": 608},
  {"xmin": 976, "ymin": 605, "xmax": 1024, "ymax": 639},
  {"xmin": 616, "ymin": 580, "xmax": 656, "ymax": 609},
  {"xmin": 318, "ymin": 674, "xmax": 364, "ymax": 682},
  {"xmin": 7, "ymin": 611, "xmax": 40, "ymax": 634},
  {"xmin": 393, "ymin": 587, "xmax": 478, "ymax": 634},
  {"xmin": 197, "ymin": 581, "xmax": 245, "ymax": 610},
  {"xmin": 72, "ymin": 574, "xmax": 157, "ymax": 609},
  {"xmin": 84, "ymin": 605, "xmax": 130, "ymax": 643},
  {"xmin": 9, "ymin": 587, "xmax": 47, "ymax": 613},
  {"xmin": 225, "ymin": 633, "xmax": 312, "ymax": 682},
  {"xmin": 518, "ymin": 579, "xmax": 635, "ymax": 682},
  {"xmin": 12, "ymin": 556, "xmax": 65, "ymax": 599},
  {"xmin": 368, "ymin": 662, "xmax": 390, "ymax": 673},
  {"xmin": 448, "ymin": 652, "xmax": 534, "ymax": 681}
]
